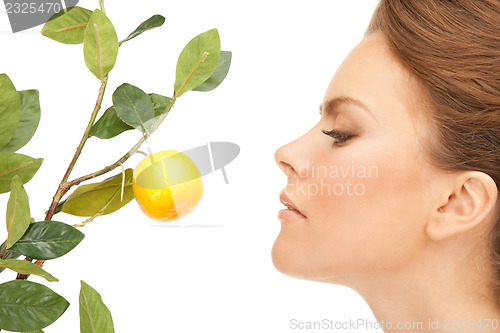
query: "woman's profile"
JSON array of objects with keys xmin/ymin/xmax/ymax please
[{"xmin": 273, "ymin": 0, "xmax": 500, "ymax": 331}]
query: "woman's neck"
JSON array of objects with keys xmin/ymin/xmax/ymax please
[
  {"xmin": 360, "ymin": 276, "xmax": 500, "ymax": 333},
  {"xmin": 336, "ymin": 240, "xmax": 500, "ymax": 333}
]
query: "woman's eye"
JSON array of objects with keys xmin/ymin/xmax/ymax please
[{"xmin": 322, "ymin": 129, "xmax": 355, "ymax": 146}]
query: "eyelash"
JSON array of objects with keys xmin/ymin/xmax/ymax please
[{"xmin": 321, "ymin": 129, "xmax": 355, "ymax": 146}]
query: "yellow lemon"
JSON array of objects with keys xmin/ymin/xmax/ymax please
[{"xmin": 133, "ymin": 150, "xmax": 203, "ymax": 221}]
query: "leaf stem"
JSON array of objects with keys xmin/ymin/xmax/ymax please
[
  {"xmin": 44, "ymin": 77, "xmax": 108, "ymax": 222},
  {"xmin": 99, "ymin": 0, "xmax": 106, "ymax": 15},
  {"xmin": 46, "ymin": 51, "xmax": 199, "ymax": 222},
  {"xmin": 151, "ymin": 94, "xmax": 177, "ymax": 133},
  {"xmin": 64, "ymin": 94, "xmax": 177, "ymax": 189}
]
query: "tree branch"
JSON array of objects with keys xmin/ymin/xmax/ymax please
[
  {"xmin": 17, "ymin": 78, "xmax": 109, "ymax": 280},
  {"xmin": 65, "ymin": 93, "xmax": 177, "ymax": 190},
  {"xmin": 44, "ymin": 77, "xmax": 108, "ymax": 221},
  {"xmin": 18, "ymin": 87, "xmax": 178, "ymax": 281}
]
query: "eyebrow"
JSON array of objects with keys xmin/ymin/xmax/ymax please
[{"xmin": 319, "ymin": 96, "xmax": 377, "ymax": 122}]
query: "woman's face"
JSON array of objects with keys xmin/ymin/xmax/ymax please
[{"xmin": 272, "ymin": 31, "xmax": 445, "ymax": 283}]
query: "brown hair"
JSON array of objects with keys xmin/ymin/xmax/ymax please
[{"xmin": 366, "ymin": 0, "xmax": 500, "ymax": 303}]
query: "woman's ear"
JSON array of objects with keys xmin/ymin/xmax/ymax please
[{"xmin": 427, "ymin": 171, "xmax": 498, "ymax": 241}]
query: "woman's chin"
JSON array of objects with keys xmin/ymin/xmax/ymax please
[
  {"xmin": 271, "ymin": 235, "xmax": 333, "ymax": 282},
  {"xmin": 271, "ymin": 235, "xmax": 304, "ymax": 277},
  {"xmin": 271, "ymin": 234, "xmax": 367, "ymax": 286}
]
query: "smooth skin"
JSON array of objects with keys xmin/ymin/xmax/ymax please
[{"xmin": 273, "ymin": 31, "xmax": 500, "ymax": 332}]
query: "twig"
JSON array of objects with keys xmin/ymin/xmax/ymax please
[
  {"xmin": 120, "ymin": 163, "xmax": 125, "ymax": 201},
  {"xmin": 31, "ymin": 174, "xmax": 133, "ymax": 271},
  {"xmin": 17, "ymin": 78, "xmax": 108, "ymax": 280},
  {"xmin": 72, "ymin": 212, "xmax": 103, "ymax": 228},
  {"xmin": 64, "ymin": 94, "xmax": 176, "ymax": 189},
  {"xmin": 19, "ymin": 54, "xmax": 188, "ymax": 280},
  {"xmin": 21, "ymin": 97, "xmax": 176, "ymax": 278},
  {"xmin": 44, "ymin": 78, "xmax": 108, "ymax": 222}
]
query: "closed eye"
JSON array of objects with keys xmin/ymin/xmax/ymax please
[{"xmin": 322, "ymin": 129, "xmax": 355, "ymax": 146}]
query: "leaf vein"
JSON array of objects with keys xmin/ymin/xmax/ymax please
[
  {"xmin": 6, "ymin": 184, "xmax": 18, "ymax": 247},
  {"xmin": 123, "ymin": 89, "xmax": 149, "ymax": 133},
  {"xmin": 0, "ymin": 160, "xmax": 33, "ymax": 178},
  {"xmin": 54, "ymin": 23, "xmax": 88, "ymax": 33},
  {"xmin": 82, "ymin": 291, "xmax": 96, "ymax": 333}
]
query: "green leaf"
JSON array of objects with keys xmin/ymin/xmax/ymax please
[
  {"xmin": 120, "ymin": 14, "xmax": 165, "ymax": 45},
  {"xmin": 0, "ymin": 259, "xmax": 58, "ymax": 282},
  {"xmin": 90, "ymin": 93, "xmax": 170, "ymax": 139},
  {"xmin": 0, "ymin": 74, "xmax": 21, "ymax": 149},
  {"xmin": 62, "ymin": 169, "xmax": 134, "ymax": 217},
  {"xmin": 41, "ymin": 6, "xmax": 93, "ymax": 44},
  {"xmin": 149, "ymin": 93, "xmax": 171, "ymax": 115},
  {"xmin": 0, "ymin": 152, "xmax": 43, "ymax": 194},
  {"xmin": 89, "ymin": 106, "xmax": 133, "ymax": 139},
  {"xmin": 83, "ymin": 9, "xmax": 119, "ymax": 80},
  {"xmin": 79, "ymin": 281, "xmax": 115, "ymax": 333},
  {"xmin": 10, "ymin": 221, "xmax": 85, "ymax": 260},
  {"xmin": 6, "ymin": 176, "xmax": 30, "ymax": 249},
  {"xmin": 0, "ymin": 240, "xmax": 21, "ymax": 274},
  {"xmin": 0, "ymin": 90, "xmax": 41, "ymax": 153},
  {"xmin": 193, "ymin": 51, "xmax": 232, "ymax": 92},
  {"xmin": 112, "ymin": 84, "xmax": 155, "ymax": 134},
  {"xmin": 143, "ymin": 93, "xmax": 172, "ymax": 131},
  {"xmin": 0, "ymin": 280, "xmax": 69, "ymax": 331},
  {"xmin": 0, "ymin": 241, "xmax": 21, "ymax": 273},
  {"xmin": 174, "ymin": 28, "xmax": 221, "ymax": 97},
  {"xmin": 22, "ymin": 330, "xmax": 44, "ymax": 333}
]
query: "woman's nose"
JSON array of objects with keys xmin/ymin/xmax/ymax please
[{"xmin": 274, "ymin": 137, "xmax": 310, "ymax": 179}]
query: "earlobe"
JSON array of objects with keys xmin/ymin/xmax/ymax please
[{"xmin": 426, "ymin": 172, "xmax": 498, "ymax": 241}]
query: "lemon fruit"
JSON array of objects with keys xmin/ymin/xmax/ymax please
[{"xmin": 133, "ymin": 150, "xmax": 203, "ymax": 221}]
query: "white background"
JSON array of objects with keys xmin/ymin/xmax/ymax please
[{"xmin": 0, "ymin": 0, "xmax": 383, "ymax": 332}]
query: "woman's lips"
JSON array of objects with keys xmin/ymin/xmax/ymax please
[{"xmin": 278, "ymin": 191, "xmax": 307, "ymax": 220}]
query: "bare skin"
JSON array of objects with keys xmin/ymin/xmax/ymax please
[{"xmin": 273, "ymin": 31, "xmax": 500, "ymax": 333}]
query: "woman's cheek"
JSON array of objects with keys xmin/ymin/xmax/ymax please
[{"xmin": 306, "ymin": 148, "xmax": 427, "ymax": 272}]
